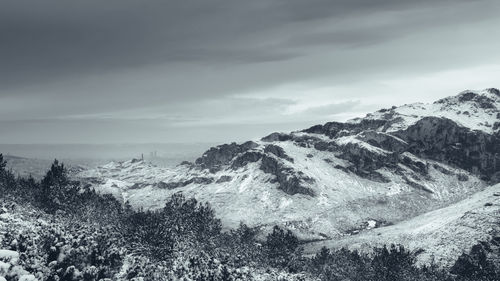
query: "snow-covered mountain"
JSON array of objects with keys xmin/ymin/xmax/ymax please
[{"xmin": 78, "ymin": 88, "xmax": 500, "ymax": 241}]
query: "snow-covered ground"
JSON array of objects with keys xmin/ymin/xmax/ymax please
[
  {"xmin": 306, "ymin": 184, "xmax": 500, "ymax": 267},
  {"xmin": 79, "ymin": 155, "xmax": 485, "ymax": 239}
]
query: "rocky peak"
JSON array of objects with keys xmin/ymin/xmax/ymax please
[
  {"xmin": 434, "ymin": 89, "xmax": 500, "ymax": 110},
  {"xmin": 194, "ymin": 141, "xmax": 258, "ymax": 172}
]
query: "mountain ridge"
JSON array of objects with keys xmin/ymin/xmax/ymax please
[{"xmin": 78, "ymin": 88, "xmax": 499, "ymax": 243}]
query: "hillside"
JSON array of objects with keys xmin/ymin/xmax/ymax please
[
  {"xmin": 306, "ymin": 184, "xmax": 500, "ymax": 267},
  {"xmin": 78, "ymin": 88, "xmax": 500, "ymax": 242}
]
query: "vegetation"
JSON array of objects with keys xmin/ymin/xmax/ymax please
[{"xmin": 0, "ymin": 154, "xmax": 498, "ymax": 280}]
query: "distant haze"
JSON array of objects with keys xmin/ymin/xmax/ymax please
[
  {"xmin": 1, "ymin": 0, "xmax": 499, "ymax": 145},
  {"xmin": 0, "ymin": 143, "xmax": 214, "ymax": 162}
]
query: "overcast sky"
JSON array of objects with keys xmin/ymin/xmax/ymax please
[{"xmin": 1, "ymin": 0, "xmax": 499, "ymax": 144}]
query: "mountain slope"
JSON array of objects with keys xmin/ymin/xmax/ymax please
[
  {"xmin": 306, "ymin": 183, "xmax": 500, "ymax": 267},
  {"xmin": 78, "ymin": 88, "xmax": 500, "ymax": 240}
]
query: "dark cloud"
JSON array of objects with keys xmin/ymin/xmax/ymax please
[
  {"xmin": 1, "ymin": 0, "xmax": 491, "ymax": 90},
  {"xmin": 0, "ymin": 0, "xmax": 499, "ymax": 144}
]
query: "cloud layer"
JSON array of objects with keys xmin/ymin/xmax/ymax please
[{"xmin": 1, "ymin": 0, "xmax": 499, "ymax": 143}]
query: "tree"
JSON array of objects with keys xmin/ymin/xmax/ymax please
[
  {"xmin": 0, "ymin": 153, "xmax": 17, "ymax": 191},
  {"xmin": 40, "ymin": 159, "xmax": 73, "ymax": 212},
  {"xmin": 312, "ymin": 247, "xmax": 330, "ymax": 266},
  {"xmin": 234, "ymin": 222, "xmax": 258, "ymax": 243},
  {"xmin": 451, "ymin": 242, "xmax": 498, "ymax": 280},
  {"xmin": 265, "ymin": 226, "xmax": 299, "ymax": 267},
  {"xmin": 0, "ymin": 153, "xmax": 6, "ymax": 171},
  {"xmin": 124, "ymin": 210, "xmax": 174, "ymax": 260},
  {"xmin": 371, "ymin": 244, "xmax": 417, "ymax": 281}
]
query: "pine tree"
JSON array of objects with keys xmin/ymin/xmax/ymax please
[
  {"xmin": 265, "ymin": 226, "xmax": 299, "ymax": 267},
  {"xmin": 40, "ymin": 159, "xmax": 70, "ymax": 212},
  {"xmin": 0, "ymin": 153, "xmax": 6, "ymax": 171}
]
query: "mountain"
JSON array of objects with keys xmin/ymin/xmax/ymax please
[{"xmin": 78, "ymin": 88, "xmax": 500, "ymax": 245}]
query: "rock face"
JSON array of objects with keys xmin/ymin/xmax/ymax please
[
  {"xmin": 395, "ymin": 117, "xmax": 500, "ymax": 182},
  {"xmin": 261, "ymin": 132, "xmax": 293, "ymax": 142},
  {"xmin": 157, "ymin": 177, "xmax": 214, "ymax": 189},
  {"xmin": 263, "ymin": 145, "xmax": 294, "ymax": 163},
  {"xmin": 260, "ymin": 154, "xmax": 315, "ymax": 196},
  {"xmin": 78, "ymin": 88, "xmax": 499, "ymax": 239},
  {"xmin": 357, "ymin": 131, "xmax": 408, "ymax": 153},
  {"xmin": 303, "ymin": 119, "xmax": 388, "ymax": 139},
  {"xmin": 195, "ymin": 141, "xmax": 258, "ymax": 172}
]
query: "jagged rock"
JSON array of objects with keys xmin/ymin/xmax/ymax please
[
  {"xmin": 333, "ymin": 164, "xmax": 347, "ymax": 172},
  {"xmin": 230, "ymin": 151, "xmax": 264, "ymax": 169},
  {"xmin": 432, "ymin": 164, "xmax": 454, "ymax": 175},
  {"xmin": 395, "ymin": 117, "xmax": 500, "ymax": 182},
  {"xmin": 476, "ymin": 96, "xmax": 496, "ymax": 109},
  {"xmin": 458, "ymin": 91, "xmax": 478, "ymax": 102},
  {"xmin": 157, "ymin": 177, "xmax": 214, "ymax": 189},
  {"xmin": 185, "ymin": 177, "xmax": 214, "ymax": 185},
  {"xmin": 313, "ymin": 141, "xmax": 338, "ymax": 152},
  {"xmin": 435, "ymin": 89, "xmax": 499, "ymax": 110},
  {"xmin": 291, "ymin": 134, "xmax": 325, "ymax": 145},
  {"xmin": 346, "ymin": 165, "xmax": 390, "ymax": 183},
  {"xmin": 487, "ymin": 88, "xmax": 500, "ymax": 97},
  {"xmin": 156, "ymin": 181, "xmax": 178, "ymax": 189},
  {"xmin": 129, "ymin": 183, "xmax": 145, "ymax": 189},
  {"xmin": 179, "ymin": 161, "xmax": 194, "ymax": 167},
  {"xmin": 357, "ymin": 131, "xmax": 408, "ymax": 153},
  {"xmin": 296, "ymin": 142, "xmax": 309, "ymax": 148},
  {"xmin": 216, "ymin": 175, "xmax": 232, "ymax": 183},
  {"xmin": 303, "ymin": 119, "xmax": 388, "ymax": 138},
  {"xmin": 457, "ymin": 173, "xmax": 469, "ymax": 182},
  {"xmin": 264, "ymin": 145, "xmax": 294, "ymax": 162},
  {"xmin": 338, "ymin": 142, "xmax": 398, "ymax": 172},
  {"xmin": 493, "ymin": 122, "xmax": 500, "ymax": 131},
  {"xmin": 261, "ymin": 132, "xmax": 293, "ymax": 142},
  {"xmin": 195, "ymin": 141, "xmax": 259, "ymax": 171},
  {"xmin": 403, "ymin": 176, "xmax": 433, "ymax": 193},
  {"xmin": 399, "ymin": 153, "xmax": 428, "ymax": 176},
  {"xmin": 260, "ymin": 155, "xmax": 315, "ymax": 196}
]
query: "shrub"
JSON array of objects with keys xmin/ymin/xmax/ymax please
[{"xmin": 265, "ymin": 226, "xmax": 300, "ymax": 268}]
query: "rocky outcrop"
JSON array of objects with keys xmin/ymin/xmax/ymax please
[
  {"xmin": 313, "ymin": 141, "xmax": 338, "ymax": 152},
  {"xmin": 260, "ymin": 155, "xmax": 315, "ymax": 196},
  {"xmin": 195, "ymin": 141, "xmax": 258, "ymax": 172},
  {"xmin": 157, "ymin": 177, "xmax": 214, "ymax": 189},
  {"xmin": 357, "ymin": 131, "xmax": 408, "ymax": 153},
  {"xmin": 344, "ymin": 165, "xmax": 391, "ymax": 183},
  {"xmin": 230, "ymin": 151, "xmax": 264, "ymax": 169},
  {"xmin": 261, "ymin": 132, "xmax": 293, "ymax": 142},
  {"xmin": 216, "ymin": 175, "xmax": 232, "ymax": 183},
  {"xmin": 334, "ymin": 141, "xmax": 398, "ymax": 182},
  {"xmin": 435, "ymin": 89, "xmax": 500, "ymax": 110},
  {"xmin": 303, "ymin": 119, "xmax": 388, "ymax": 139},
  {"xmin": 399, "ymin": 153, "xmax": 429, "ymax": 176},
  {"xmin": 395, "ymin": 117, "xmax": 500, "ymax": 182},
  {"xmin": 264, "ymin": 144, "xmax": 294, "ymax": 163}
]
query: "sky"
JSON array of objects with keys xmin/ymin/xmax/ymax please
[{"xmin": 1, "ymin": 0, "xmax": 500, "ymax": 144}]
